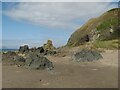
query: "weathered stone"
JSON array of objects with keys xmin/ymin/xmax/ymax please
[
  {"xmin": 72, "ymin": 49, "xmax": 103, "ymax": 62},
  {"xmin": 25, "ymin": 52, "xmax": 54, "ymax": 70},
  {"xmin": 18, "ymin": 45, "xmax": 29, "ymax": 54},
  {"xmin": 14, "ymin": 55, "xmax": 25, "ymax": 62},
  {"xmin": 36, "ymin": 47, "xmax": 44, "ymax": 53},
  {"xmin": 43, "ymin": 40, "xmax": 56, "ymax": 51},
  {"xmin": 13, "ymin": 55, "xmax": 26, "ymax": 66}
]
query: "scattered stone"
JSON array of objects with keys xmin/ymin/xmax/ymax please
[{"xmin": 72, "ymin": 49, "xmax": 103, "ymax": 62}]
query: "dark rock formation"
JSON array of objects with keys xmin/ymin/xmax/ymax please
[
  {"xmin": 17, "ymin": 40, "xmax": 57, "ymax": 56},
  {"xmin": 24, "ymin": 52, "xmax": 54, "ymax": 70},
  {"xmin": 18, "ymin": 45, "xmax": 29, "ymax": 54},
  {"xmin": 36, "ymin": 47, "xmax": 44, "ymax": 53},
  {"xmin": 2, "ymin": 46, "xmax": 54, "ymax": 70},
  {"xmin": 72, "ymin": 49, "xmax": 103, "ymax": 62}
]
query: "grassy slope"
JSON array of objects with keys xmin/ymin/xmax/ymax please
[{"xmin": 67, "ymin": 8, "xmax": 119, "ymax": 49}]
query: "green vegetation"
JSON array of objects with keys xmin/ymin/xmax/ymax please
[
  {"xmin": 96, "ymin": 17, "xmax": 118, "ymax": 31},
  {"xmin": 93, "ymin": 40, "xmax": 119, "ymax": 49},
  {"xmin": 67, "ymin": 8, "xmax": 119, "ymax": 49}
]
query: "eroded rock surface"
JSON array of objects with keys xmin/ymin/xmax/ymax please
[
  {"xmin": 72, "ymin": 49, "xmax": 103, "ymax": 62},
  {"xmin": 24, "ymin": 52, "xmax": 54, "ymax": 70}
]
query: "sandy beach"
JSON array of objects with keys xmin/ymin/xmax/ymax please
[{"xmin": 2, "ymin": 50, "xmax": 118, "ymax": 88}]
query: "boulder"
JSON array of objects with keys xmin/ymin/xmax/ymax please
[
  {"xmin": 18, "ymin": 45, "xmax": 29, "ymax": 54},
  {"xmin": 24, "ymin": 52, "xmax": 54, "ymax": 70},
  {"xmin": 72, "ymin": 49, "xmax": 103, "ymax": 62}
]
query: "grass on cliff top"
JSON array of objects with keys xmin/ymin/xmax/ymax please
[
  {"xmin": 76, "ymin": 39, "xmax": 119, "ymax": 50},
  {"xmin": 93, "ymin": 39, "xmax": 119, "ymax": 50}
]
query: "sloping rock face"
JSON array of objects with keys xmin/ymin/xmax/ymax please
[
  {"xmin": 72, "ymin": 49, "xmax": 103, "ymax": 62},
  {"xmin": 24, "ymin": 52, "xmax": 54, "ymax": 70},
  {"xmin": 67, "ymin": 8, "xmax": 119, "ymax": 46},
  {"xmin": 18, "ymin": 45, "xmax": 29, "ymax": 54}
]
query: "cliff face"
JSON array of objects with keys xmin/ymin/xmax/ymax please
[{"xmin": 67, "ymin": 8, "xmax": 119, "ymax": 47}]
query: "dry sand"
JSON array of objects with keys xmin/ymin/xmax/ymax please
[{"xmin": 2, "ymin": 50, "xmax": 118, "ymax": 88}]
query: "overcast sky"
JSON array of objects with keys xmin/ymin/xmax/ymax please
[{"xmin": 2, "ymin": 1, "xmax": 118, "ymax": 49}]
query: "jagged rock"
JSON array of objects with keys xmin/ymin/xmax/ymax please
[
  {"xmin": 18, "ymin": 45, "xmax": 29, "ymax": 54},
  {"xmin": 72, "ymin": 49, "xmax": 103, "ymax": 62},
  {"xmin": 42, "ymin": 40, "xmax": 56, "ymax": 55},
  {"xmin": 43, "ymin": 40, "xmax": 56, "ymax": 51},
  {"xmin": 36, "ymin": 47, "xmax": 44, "ymax": 53},
  {"xmin": 24, "ymin": 52, "xmax": 54, "ymax": 70}
]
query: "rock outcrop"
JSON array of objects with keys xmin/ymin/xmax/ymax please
[
  {"xmin": 24, "ymin": 52, "xmax": 54, "ymax": 70},
  {"xmin": 42, "ymin": 40, "xmax": 56, "ymax": 55},
  {"xmin": 18, "ymin": 45, "xmax": 29, "ymax": 54},
  {"xmin": 72, "ymin": 49, "xmax": 103, "ymax": 62},
  {"xmin": 2, "ymin": 51, "xmax": 54, "ymax": 70},
  {"xmin": 43, "ymin": 40, "xmax": 56, "ymax": 51}
]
